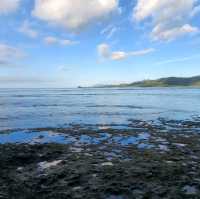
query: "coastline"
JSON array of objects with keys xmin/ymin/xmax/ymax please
[{"xmin": 1, "ymin": 118, "xmax": 200, "ymax": 198}]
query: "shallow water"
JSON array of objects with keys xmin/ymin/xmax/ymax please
[
  {"xmin": 0, "ymin": 87, "xmax": 200, "ymax": 131},
  {"xmin": 0, "ymin": 129, "xmax": 152, "ymax": 149},
  {"xmin": 0, "ymin": 130, "xmax": 70, "ymax": 144}
]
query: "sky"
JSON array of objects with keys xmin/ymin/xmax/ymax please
[{"xmin": 0, "ymin": 0, "xmax": 200, "ymax": 88}]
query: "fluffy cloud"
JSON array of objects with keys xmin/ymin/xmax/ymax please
[
  {"xmin": 98, "ymin": 43, "xmax": 154, "ymax": 61},
  {"xmin": 152, "ymin": 24, "xmax": 199, "ymax": 41},
  {"xmin": 133, "ymin": 0, "xmax": 199, "ymax": 41},
  {"xmin": 0, "ymin": 0, "xmax": 20, "ymax": 14},
  {"xmin": 18, "ymin": 21, "xmax": 38, "ymax": 38},
  {"xmin": 0, "ymin": 43, "xmax": 24, "ymax": 66},
  {"xmin": 44, "ymin": 36, "xmax": 77, "ymax": 46},
  {"xmin": 98, "ymin": 43, "xmax": 111, "ymax": 59},
  {"xmin": 32, "ymin": 0, "xmax": 118, "ymax": 31}
]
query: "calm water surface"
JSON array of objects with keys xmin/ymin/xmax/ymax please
[{"xmin": 0, "ymin": 88, "xmax": 200, "ymax": 131}]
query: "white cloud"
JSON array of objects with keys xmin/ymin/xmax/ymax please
[
  {"xmin": 111, "ymin": 51, "xmax": 127, "ymax": 60},
  {"xmin": 44, "ymin": 36, "xmax": 58, "ymax": 45},
  {"xmin": 133, "ymin": 0, "xmax": 199, "ymax": 41},
  {"xmin": 32, "ymin": 0, "xmax": 119, "ymax": 31},
  {"xmin": 111, "ymin": 48, "xmax": 155, "ymax": 60},
  {"xmin": 97, "ymin": 43, "xmax": 155, "ymax": 61},
  {"xmin": 101, "ymin": 25, "xmax": 119, "ymax": 39},
  {"xmin": 0, "ymin": 43, "xmax": 24, "ymax": 66},
  {"xmin": 44, "ymin": 36, "xmax": 78, "ymax": 46},
  {"xmin": 18, "ymin": 21, "xmax": 39, "ymax": 38},
  {"xmin": 97, "ymin": 43, "xmax": 111, "ymax": 58},
  {"xmin": 152, "ymin": 24, "xmax": 199, "ymax": 41},
  {"xmin": 60, "ymin": 39, "xmax": 78, "ymax": 46},
  {"xmin": 0, "ymin": 0, "xmax": 20, "ymax": 14}
]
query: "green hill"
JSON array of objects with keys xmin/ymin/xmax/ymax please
[{"xmin": 95, "ymin": 76, "xmax": 200, "ymax": 88}]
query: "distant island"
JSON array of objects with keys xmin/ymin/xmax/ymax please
[{"xmin": 90, "ymin": 76, "xmax": 200, "ymax": 88}]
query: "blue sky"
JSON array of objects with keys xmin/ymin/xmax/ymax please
[{"xmin": 0, "ymin": 0, "xmax": 200, "ymax": 88}]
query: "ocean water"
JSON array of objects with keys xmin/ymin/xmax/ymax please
[{"xmin": 0, "ymin": 87, "xmax": 200, "ymax": 131}]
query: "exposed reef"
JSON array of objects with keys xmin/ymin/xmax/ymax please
[{"xmin": 1, "ymin": 118, "xmax": 200, "ymax": 198}]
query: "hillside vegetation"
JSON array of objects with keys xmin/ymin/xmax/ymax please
[{"xmin": 96, "ymin": 76, "xmax": 200, "ymax": 88}]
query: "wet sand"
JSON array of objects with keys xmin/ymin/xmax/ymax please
[{"xmin": 1, "ymin": 118, "xmax": 200, "ymax": 198}]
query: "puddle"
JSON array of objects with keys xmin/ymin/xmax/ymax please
[
  {"xmin": 2, "ymin": 118, "xmax": 199, "ymax": 146},
  {"xmin": 138, "ymin": 143, "xmax": 154, "ymax": 149},
  {"xmin": 110, "ymin": 132, "xmax": 150, "ymax": 147},
  {"xmin": 79, "ymin": 135, "xmax": 100, "ymax": 144},
  {"xmin": 0, "ymin": 130, "xmax": 74, "ymax": 144},
  {"xmin": 0, "ymin": 130, "xmax": 112, "ymax": 145},
  {"xmin": 0, "ymin": 130, "xmax": 152, "ymax": 150}
]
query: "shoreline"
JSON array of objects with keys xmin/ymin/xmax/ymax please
[{"xmin": 1, "ymin": 119, "xmax": 200, "ymax": 198}]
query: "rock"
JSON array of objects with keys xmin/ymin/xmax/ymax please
[
  {"xmin": 174, "ymin": 143, "xmax": 186, "ymax": 147},
  {"xmin": 38, "ymin": 135, "xmax": 44, "ymax": 139},
  {"xmin": 38, "ymin": 160, "xmax": 63, "ymax": 170},
  {"xmin": 182, "ymin": 185, "xmax": 197, "ymax": 195},
  {"xmin": 73, "ymin": 186, "xmax": 82, "ymax": 191},
  {"xmin": 16, "ymin": 167, "xmax": 23, "ymax": 172},
  {"xmin": 158, "ymin": 144, "xmax": 169, "ymax": 151},
  {"xmin": 84, "ymin": 153, "xmax": 93, "ymax": 156},
  {"xmin": 165, "ymin": 161, "xmax": 174, "ymax": 164},
  {"xmin": 101, "ymin": 162, "xmax": 113, "ymax": 166},
  {"xmin": 92, "ymin": 174, "xmax": 97, "ymax": 178},
  {"xmin": 70, "ymin": 147, "xmax": 83, "ymax": 153},
  {"xmin": 107, "ymin": 195, "xmax": 124, "ymax": 199}
]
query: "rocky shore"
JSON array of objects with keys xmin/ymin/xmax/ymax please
[{"xmin": 1, "ymin": 118, "xmax": 200, "ymax": 199}]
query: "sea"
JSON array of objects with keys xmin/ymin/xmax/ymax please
[{"xmin": 0, "ymin": 87, "xmax": 200, "ymax": 131}]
